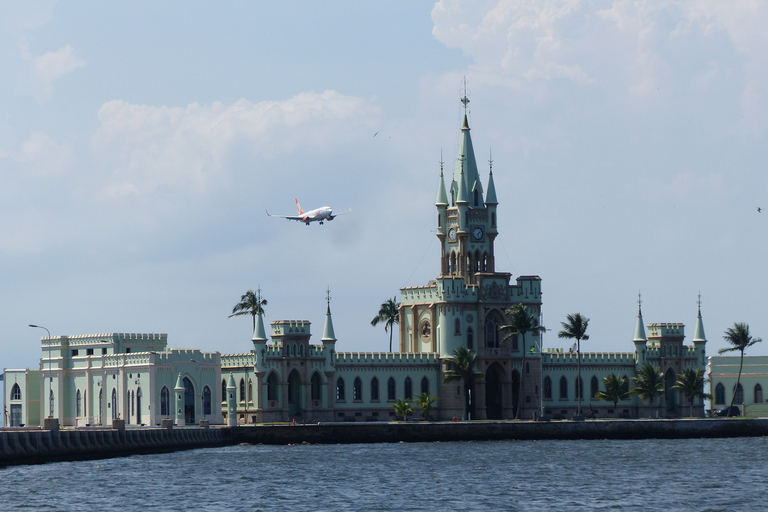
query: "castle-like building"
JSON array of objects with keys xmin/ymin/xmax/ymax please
[{"xmin": 4, "ymin": 103, "xmax": 710, "ymax": 428}]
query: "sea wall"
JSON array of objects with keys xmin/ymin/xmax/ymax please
[
  {"xmin": 3, "ymin": 418, "xmax": 768, "ymax": 467},
  {"xmin": 228, "ymin": 418, "xmax": 768, "ymax": 445},
  {"xmin": 0, "ymin": 425, "xmax": 224, "ymax": 467}
]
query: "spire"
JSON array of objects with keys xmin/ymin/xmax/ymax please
[
  {"xmin": 633, "ymin": 294, "xmax": 647, "ymax": 342},
  {"xmin": 436, "ymin": 153, "xmax": 448, "ymax": 206},
  {"xmin": 450, "ymin": 80, "xmax": 483, "ymax": 206},
  {"xmin": 321, "ymin": 288, "xmax": 336, "ymax": 342},
  {"xmin": 456, "ymin": 157, "xmax": 468, "ymax": 204},
  {"xmin": 252, "ymin": 310, "xmax": 268, "ymax": 342},
  {"xmin": 485, "ymin": 150, "xmax": 498, "ymax": 205},
  {"xmin": 174, "ymin": 373, "xmax": 184, "ymax": 391},
  {"xmin": 693, "ymin": 294, "xmax": 707, "ymax": 342},
  {"xmin": 227, "ymin": 372, "xmax": 236, "ymax": 389}
]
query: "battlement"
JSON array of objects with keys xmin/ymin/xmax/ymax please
[
  {"xmin": 334, "ymin": 352, "xmax": 440, "ymax": 366},
  {"xmin": 400, "ymin": 284, "xmax": 440, "ymax": 304},
  {"xmin": 647, "ymin": 323, "xmax": 685, "ymax": 338},
  {"xmin": 221, "ymin": 353, "xmax": 255, "ymax": 368},
  {"xmin": 271, "ymin": 320, "xmax": 311, "ymax": 337},
  {"xmin": 543, "ymin": 351, "xmax": 636, "ymax": 365}
]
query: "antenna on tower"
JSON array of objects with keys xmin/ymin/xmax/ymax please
[{"xmin": 460, "ymin": 76, "xmax": 470, "ymax": 114}]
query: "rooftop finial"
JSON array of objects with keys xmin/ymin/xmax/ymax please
[
  {"xmin": 326, "ymin": 287, "xmax": 332, "ymax": 308},
  {"xmin": 637, "ymin": 291, "xmax": 642, "ymax": 312},
  {"xmin": 697, "ymin": 292, "xmax": 702, "ymax": 309},
  {"xmin": 460, "ymin": 76, "xmax": 470, "ymax": 114},
  {"xmin": 489, "ymin": 147, "xmax": 493, "ymax": 175},
  {"xmin": 440, "ymin": 149, "xmax": 444, "ymax": 177}
]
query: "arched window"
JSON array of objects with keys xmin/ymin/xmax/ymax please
[
  {"xmin": 543, "ymin": 376, "xmax": 552, "ymax": 401},
  {"xmin": 755, "ymin": 384, "xmax": 763, "ymax": 404},
  {"xmin": 76, "ymin": 389, "xmax": 82, "ymax": 417},
  {"xmin": 421, "ymin": 376, "xmax": 429, "ymax": 395},
  {"xmin": 404, "ymin": 377, "xmax": 413, "ymax": 399},
  {"xmin": 161, "ymin": 386, "xmax": 170, "ymax": 416},
  {"xmin": 99, "ymin": 389, "xmax": 103, "ymax": 423},
  {"xmin": 336, "ymin": 378, "xmax": 345, "ymax": 401},
  {"xmin": 221, "ymin": 379, "xmax": 226, "ymax": 403},
  {"xmin": 203, "ymin": 386, "xmax": 212, "ymax": 415},
  {"xmin": 111, "ymin": 388, "xmax": 117, "ymax": 420},
  {"xmin": 353, "ymin": 377, "xmax": 362, "ymax": 401},
  {"xmin": 239, "ymin": 378, "xmax": 245, "ymax": 403},
  {"xmin": 735, "ymin": 383, "xmax": 744, "ymax": 404},
  {"xmin": 267, "ymin": 373, "xmax": 279, "ymax": 401},
  {"xmin": 559, "ymin": 376, "xmax": 568, "ymax": 400},
  {"xmin": 136, "ymin": 388, "xmax": 142, "ymax": 424},
  {"xmin": 311, "ymin": 373, "xmax": 322, "ymax": 401},
  {"xmin": 467, "ymin": 327, "xmax": 474, "ymax": 350},
  {"xmin": 590, "ymin": 376, "xmax": 599, "ymax": 399},
  {"xmin": 715, "ymin": 383, "xmax": 725, "ymax": 404},
  {"xmin": 248, "ymin": 380, "xmax": 253, "ymax": 402},
  {"xmin": 485, "ymin": 316, "xmax": 499, "ymax": 348},
  {"xmin": 371, "ymin": 377, "xmax": 380, "ymax": 401},
  {"xmin": 11, "ymin": 383, "xmax": 21, "ymax": 400},
  {"xmin": 387, "ymin": 377, "xmax": 396, "ymax": 401},
  {"xmin": 454, "ymin": 318, "xmax": 461, "ymax": 335},
  {"xmin": 575, "ymin": 377, "xmax": 583, "ymax": 400},
  {"xmin": 131, "ymin": 390, "xmax": 135, "ymax": 417}
]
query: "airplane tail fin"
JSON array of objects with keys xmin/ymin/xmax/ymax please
[{"xmin": 295, "ymin": 198, "xmax": 305, "ymax": 215}]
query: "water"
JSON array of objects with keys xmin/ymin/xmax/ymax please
[{"xmin": 0, "ymin": 437, "xmax": 764, "ymax": 511}]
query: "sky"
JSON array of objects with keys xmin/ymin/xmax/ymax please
[{"xmin": 2, "ymin": 0, "xmax": 768, "ymax": 380}]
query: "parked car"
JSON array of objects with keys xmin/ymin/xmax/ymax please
[{"xmin": 713, "ymin": 405, "xmax": 740, "ymax": 417}]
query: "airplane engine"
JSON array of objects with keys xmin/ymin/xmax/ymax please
[{"xmin": 327, "ymin": 215, "xmax": 335, "ymax": 221}]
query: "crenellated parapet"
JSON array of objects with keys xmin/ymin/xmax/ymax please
[
  {"xmin": 221, "ymin": 353, "xmax": 256, "ymax": 368},
  {"xmin": 334, "ymin": 352, "xmax": 440, "ymax": 366},
  {"xmin": 543, "ymin": 351, "xmax": 636, "ymax": 366},
  {"xmin": 400, "ymin": 283, "xmax": 440, "ymax": 305}
]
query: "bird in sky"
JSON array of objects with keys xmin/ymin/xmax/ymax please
[{"xmin": 758, "ymin": 207, "xmax": 762, "ymax": 213}]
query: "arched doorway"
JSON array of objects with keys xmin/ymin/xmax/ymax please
[
  {"xmin": 183, "ymin": 377, "xmax": 195, "ymax": 424},
  {"xmin": 664, "ymin": 369, "xmax": 677, "ymax": 416},
  {"xmin": 510, "ymin": 370, "xmax": 521, "ymax": 418},
  {"xmin": 288, "ymin": 370, "xmax": 302, "ymax": 419},
  {"xmin": 485, "ymin": 364, "xmax": 504, "ymax": 419}
]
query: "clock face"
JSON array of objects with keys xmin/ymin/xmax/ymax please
[
  {"xmin": 473, "ymin": 227, "xmax": 483, "ymax": 240},
  {"xmin": 448, "ymin": 228, "xmax": 457, "ymax": 241}
]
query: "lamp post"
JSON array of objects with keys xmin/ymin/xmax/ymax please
[{"xmin": 29, "ymin": 324, "xmax": 52, "ymax": 418}]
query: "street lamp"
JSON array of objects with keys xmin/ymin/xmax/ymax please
[{"xmin": 29, "ymin": 324, "xmax": 52, "ymax": 418}]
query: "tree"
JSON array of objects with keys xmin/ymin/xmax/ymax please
[
  {"xmin": 391, "ymin": 398, "xmax": 413, "ymax": 421},
  {"xmin": 442, "ymin": 347, "xmax": 484, "ymax": 420},
  {"xmin": 371, "ymin": 297, "xmax": 400, "ymax": 352},
  {"xmin": 414, "ymin": 392, "xmax": 439, "ymax": 421},
  {"xmin": 499, "ymin": 304, "xmax": 545, "ymax": 419},
  {"xmin": 671, "ymin": 368, "xmax": 711, "ymax": 417},
  {"xmin": 557, "ymin": 313, "xmax": 590, "ymax": 416},
  {"xmin": 720, "ymin": 322, "xmax": 762, "ymax": 412},
  {"xmin": 630, "ymin": 363, "xmax": 665, "ymax": 418},
  {"xmin": 595, "ymin": 374, "xmax": 629, "ymax": 409},
  {"xmin": 229, "ymin": 289, "xmax": 267, "ymax": 331}
]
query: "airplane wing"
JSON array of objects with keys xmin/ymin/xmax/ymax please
[
  {"xmin": 265, "ymin": 210, "xmax": 306, "ymax": 221},
  {"xmin": 332, "ymin": 206, "xmax": 352, "ymax": 217}
]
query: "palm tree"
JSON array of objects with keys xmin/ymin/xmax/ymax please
[
  {"xmin": 228, "ymin": 289, "xmax": 267, "ymax": 331},
  {"xmin": 414, "ymin": 392, "xmax": 439, "ymax": 421},
  {"xmin": 671, "ymin": 368, "xmax": 711, "ymax": 417},
  {"xmin": 557, "ymin": 313, "xmax": 590, "ymax": 416},
  {"xmin": 391, "ymin": 398, "xmax": 413, "ymax": 421},
  {"xmin": 371, "ymin": 297, "xmax": 400, "ymax": 352},
  {"xmin": 630, "ymin": 363, "xmax": 665, "ymax": 418},
  {"xmin": 499, "ymin": 304, "xmax": 545, "ymax": 419},
  {"xmin": 720, "ymin": 322, "xmax": 762, "ymax": 411},
  {"xmin": 442, "ymin": 347, "xmax": 484, "ymax": 420},
  {"xmin": 595, "ymin": 374, "xmax": 629, "ymax": 409}
]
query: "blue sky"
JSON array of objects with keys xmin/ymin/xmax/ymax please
[{"xmin": 2, "ymin": 0, "xmax": 768, "ymax": 378}]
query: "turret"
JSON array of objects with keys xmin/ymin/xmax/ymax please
[
  {"xmin": 321, "ymin": 291, "xmax": 337, "ymax": 368},
  {"xmin": 633, "ymin": 302, "xmax": 648, "ymax": 364},
  {"xmin": 252, "ymin": 310, "xmax": 268, "ymax": 372},
  {"xmin": 226, "ymin": 373, "xmax": 237, "ymax": 426},
  {"xmin": 692, "ymin": 300, "xmax": 708, "ymax": 367},
  {"xmin": 174, "ymin": 373, "xmax": 185, "ymax": 426}
]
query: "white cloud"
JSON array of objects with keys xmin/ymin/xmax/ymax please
[
  {"xmin": 30, "ymin": 45, "xmax": 85, "ymax": 99},
  {"xmin": 432, "ymin": 0, "xmax": 768, "ymax": 127},
  {"xmin": 10, "ymin": 131, "xmax": 73, "ymax": 176},
  {"xmin": 91, "ymin": 91, "xmax": 381, "ymax": 201}
]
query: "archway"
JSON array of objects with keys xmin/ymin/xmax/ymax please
[
  {"xmin": 183, "ymin": 377, "xmax": 195, "ymax": 424},
  {"xmin": 485, "ymin": 363, "xmax": 504, "ymax": 420},
  {"xmin": 510, "ymin": 370, "xmax": 521, "ymax": 418},
  {"xmin": 288, "ymin": 369, "xmax": 302, "ymax": 419},
  {"xmin": 664, "ymin": 369, "xmax": 676, "ymax": 416}
]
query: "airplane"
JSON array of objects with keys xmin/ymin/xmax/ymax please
[{"xmin": 266, "ymin": 199, "xmax": 351, "ymax": 226}]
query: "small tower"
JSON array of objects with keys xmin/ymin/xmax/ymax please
[
  {"xmin": 321, "ymin": 288, "xmax": 337, "ymax": 369},
  {"xmin": 692, "ymin": 295, "xmax": 708, "ymax": 368},
  {"xmin": 226, "ymin": 373, "xmax": 237, "ymax": 427},
  {"xmin": 174, "ymin": 373, "xmax": 185, "ymax": 427},
  {"xmin": 633, "ymin": 295, "xmax": 648, "ymax": 364}
]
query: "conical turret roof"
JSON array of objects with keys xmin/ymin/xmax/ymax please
[
  {"xmin": 450, "ymin": 115, "xmax": 483, "ymax": 206},
  {"xmin": 633, "ymin": 304, "xmax": 647, "ymax": 342},
  {"xmin": 693, "ymin": 305, "xmax": 707, "ymax": 342},
  {"xmin": 322, "ymin": 303, "xmax": 336, "ymax": 342},
  {"xmin": 252, "ymin": 311, "xmax": 268, "ymax": 342}
]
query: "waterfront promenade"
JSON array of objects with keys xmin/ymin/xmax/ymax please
[{"xmin": 3, "ymin": 418, "xmax": 768, "ymax": 467}]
